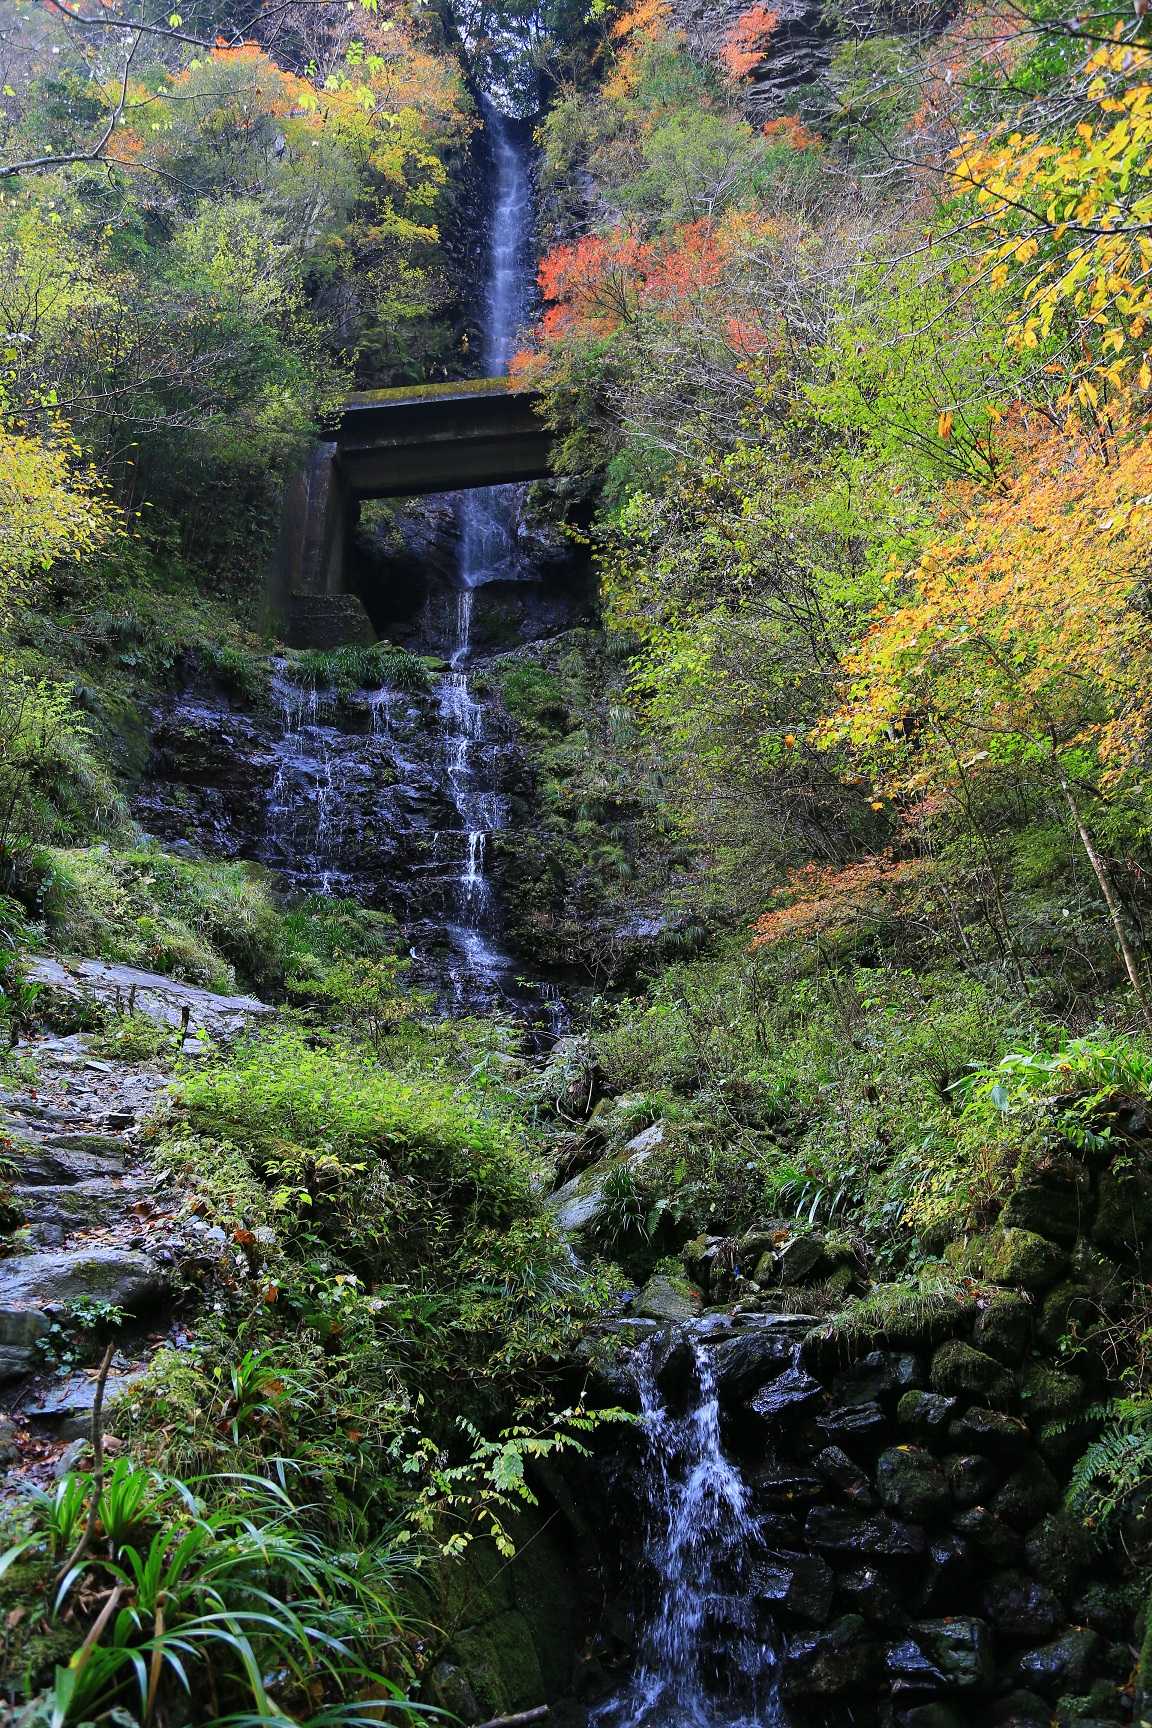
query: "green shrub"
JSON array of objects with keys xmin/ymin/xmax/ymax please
[{"xmin": 40, "ymin": 847, "xmax": 283, "ymax": 991}]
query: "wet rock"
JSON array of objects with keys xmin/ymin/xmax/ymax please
[
  {"xmin": 749, "ymin": 1364, "xmax": 823, "ymax": 1420},
  {"xmin": 14, "ymin": 1179, "xmax": 137, "ymax": 1245},
  {"xmin": 836, "ymin": 1563, "xmax": 908, "ymax": 1629},
  {"xmin": 876, "ymin": 1447, "xmax": 950, "ymax": 1522},
  {"xmin": 981, "ymin": 1572, "xmax": 1063, "ymax": 1642},
  {"xmin": 943, "ymin": 1452, "xmax": 1001, "ymax": 1509},
  {"xmin": 748, "ymin": 1465, "xmax": 823, "ymax": 1509},
  {"xmin": 930, "ymin": 1340, "xmax": 1012, "ymax": 1398},
  {"xmin": 0, "ymin": 1414, "xmax": 20, "ymax": 1463},
  {"xmin": 25, "ymin": 1369, "xmax": 145, "ymax": 1440},
  {"xmin": 897, "ymin": 1390, "xmax": 956, "ymax": 1434},
  {"xmin": 1023, "ymin": 1513, "xmax": 1093, "ymax": 1596},
  {"xmin": 812, "ymin": 1444, "xmax": 876, "ymax": 1507},
  {"xmin": 886, "ymin": 1635, "xmax": 951, "ymax": 1694},
  {"xmin": 749, "ymin": 1552, "xmax": 834, "ymax": 1624},
  {"xmin": 973, "ymin": 1291, "xmax": 1033, "ymax": 1364},
  {"xmin": 951, "ymin": 1506, "xmax": 1023, "ymax": 1567},
  {"xmin": 947, "ymin": 1405, "xmax": 1031, "ymax": 1456},
  {"xmin": 1016, "ymin": 1627, "xmax": 1100, "ymax": 1696},
  {"xmin": 832, "ymin": 1350, "xmax": 920, "ymax": 1405},
  {"xmin": 910, "ymin": 1618, "xmax": 994, "ymax": 1692},
  {"xmin": 991, "ymin": 1456, "xmax": 1060, "ymax": 1530},
  {"xmin": 804, "ymin": 1505, "xmax": 926, "ymax": 1558},
  {"xmin": 780, "ymin": 1614, "xmax": 883, "ymax": 1698},
  {"xmin": 634, "ymin": 1274, "xmax": 698, "ymax": 1323},
  {"xmin": 709, "ymin": 1320, "xmax": 805, "ymax": 1394},
  {"xmin": 0, "ymin": 1248, "xmax": 166, "ymax": 1317},
  {"xmin": 817, "ymin": 1400, "xmax": 888, "ymax": 1442},
  {"xmin": 16, "ymin": 1141, "xmax": 128, "ymax": 1185},
  {"xmin": 917, "ymin": 1535, "xmax": 972, "ymax": 1613}
]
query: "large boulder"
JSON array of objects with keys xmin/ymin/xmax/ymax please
[
  {"xmin": 910, "ymin": 1619, "xmax": 994, "ymax": 1692},
  {"xmin": 0, "ymin": 1249, "xmax": 165, "ymax": 1314},
  {"xmin": 547, "ymin": 1122, "xmax": 665, "ymax": 1235},
  {"xmin": 949, "ymin": 1228, "xmax": 1068, "ymax": 1291},
  {"xmin": 930, "ymin": 1340, "xmax": 1012, "ymax": 1398},
  {"xmin": 0, "ymin": 1249, "xmax": 167, "ymax": 1375},
  {"xmin": 982, "ymin": 1572, "xmax": 1062, "ymax": 1643},
  {"xmin": 1016, "ymin": 1628, "xmax": 1100, "ymax": 1697}
]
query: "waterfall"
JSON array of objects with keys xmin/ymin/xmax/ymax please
[
  {"xmin": 438, "ymin": 107, "xmax": 533, "ymax": 1003},
  {"xmin": 598, "ymin": 1337, "xmax": 785, "ymax": 1728},
  {"xmin": 265, "ymin": 663, "xmax": 341, "ymax": 896}
]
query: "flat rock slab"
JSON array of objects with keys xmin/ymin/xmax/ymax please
[
  {"xmin": 25, "ymin": 1368, "xmax": 145, "ymax": 1438},
  {"xmin": 0, "ymin": 1248, "xmax": 166, "ymax": 1322},
  {"xmin": 27, "ymin": 955, "xmax": 272, "ymax": 1040}
]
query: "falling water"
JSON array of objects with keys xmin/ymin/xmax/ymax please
[
  {"xmin": 598, "ymin": 1338, "xmax": 784, "ymax": 1728},
  {"xmin": 265, "ymin": 665, "xmax": 341, "ymax": 894},
  {"xmin": 437, "ymin": 106, "xmax": 533, "ymax": 1003}
]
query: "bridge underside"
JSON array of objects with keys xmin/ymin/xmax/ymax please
[
  {"xmin": 337, "ymin": 383, "xmax": 552, "ymax": 498},
  {"xmin": 274, "ymin": 382, "xmax": 554, "ymax": 625}
]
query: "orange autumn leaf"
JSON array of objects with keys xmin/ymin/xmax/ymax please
[{"xmin": 719, "ymin": 4, "xmax": 779, "ymax": 80}]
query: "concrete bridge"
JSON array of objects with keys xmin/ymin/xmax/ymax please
[{"xmin": 275, "ymin": 378, "xmax": 552, "ymax": 624}]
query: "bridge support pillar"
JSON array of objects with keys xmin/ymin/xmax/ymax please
[{"xmin": 270, "ymin": 444, "xmax": 377, "ymax": 647}]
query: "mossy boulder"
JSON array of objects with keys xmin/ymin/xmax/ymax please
[
  {"xmin": 973, "ymin": 1291, "xmax": 1033, "ymax": 1364},
  {"xmin": 450, "ymin": 1611, "xmax": 545, "ymax": 1716},
  {"xmin": 1092, "ymin": 1168, "xmax": 1152, "ymax": 1259},
  {"xmin": 1001, "ymin": 1177, "xmax": 1088, "ymax": 1245},
  {"xmin": 948, "ymin": 1228, "xmax": 1068, "ymax": 1291},
  {"xmin": 897, "ymin": 1390, "xmax": 957, "ymax": 1435},
  {"xmin": 635, "ymin": 1272, "xmax": 698, "ymax": 1322},
  {"xmin": 1023, "ymin": 1513, "xmax": 1093, "ymax": 1597},
  {"xmin": 930, "ymin": 1340, "xmax": 1013, "ymax": 1398},
  {"xmin": 876, "ymin": 1445, "xmax": 950, "ymax": 1522},
  {"xmin": 991, "ymin": 1456, "xmax": 1061, "ymax": 1530},
  {"xmin": 1019, "ymin": 1365, "xmax": 1085, "ymax": 1422}
]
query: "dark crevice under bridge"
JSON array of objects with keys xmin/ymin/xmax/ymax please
[{"xmin": 275, "ymin": 378, "xmax": 552, "ymax": 616}]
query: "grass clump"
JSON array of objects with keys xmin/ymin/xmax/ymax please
[
  {"xmin": 0, "ymin": 1465, "xmax": 416, "ymax": 1728},
  {"xmin": 39, "ymin": 847, "xmax": 285, "ymax": 992},
  {"xmin": 285, "ymin": 642, "xmax": 432, "ymax": 697}
]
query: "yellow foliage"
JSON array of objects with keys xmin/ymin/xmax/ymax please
[
  {"xmin": 0, "ymin": 421, "xmax": 118, "ymax": 604},
  {"xmin": 821, "ymin": 403, "xmax": 1152, "ymax": 788},
  {"xmin": 954, "ymin": 36, "xmax": 1152, "ymax": 398}
]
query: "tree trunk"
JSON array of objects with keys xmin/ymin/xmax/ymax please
[{"xmin": 1059, "ymin": 775, "xmax": 1152, "ymax": 1034}]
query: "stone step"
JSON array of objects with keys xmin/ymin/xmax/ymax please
[
  {"xmin": 24, "ymin": 1367, "xmax": 146, "ymax": 1440},
  {"xmin": 0, "ymin": 1248, "xmax": 167, "ymax": 1380},
  {"xmin": 14, "ymin": 1178, "xmax": 148, "ymax": 1246},
  {"xmin": 11, "ymin": 1142, "xmax": 129, "ymax": 1187}
]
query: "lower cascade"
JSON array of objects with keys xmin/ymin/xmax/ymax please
[{"xmin": 598, "ymin": 1335, "xmax": 784, "ymax": 1728}]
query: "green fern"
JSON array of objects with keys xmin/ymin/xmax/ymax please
[{"xmin": 1066, "ymin": 1398, "xmax": 1152, "ymax": 1535}]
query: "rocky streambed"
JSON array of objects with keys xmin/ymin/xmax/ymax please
[{"xmin": 477, "ymin": 1100, "xmax": 1152, "ymax": 1728}]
